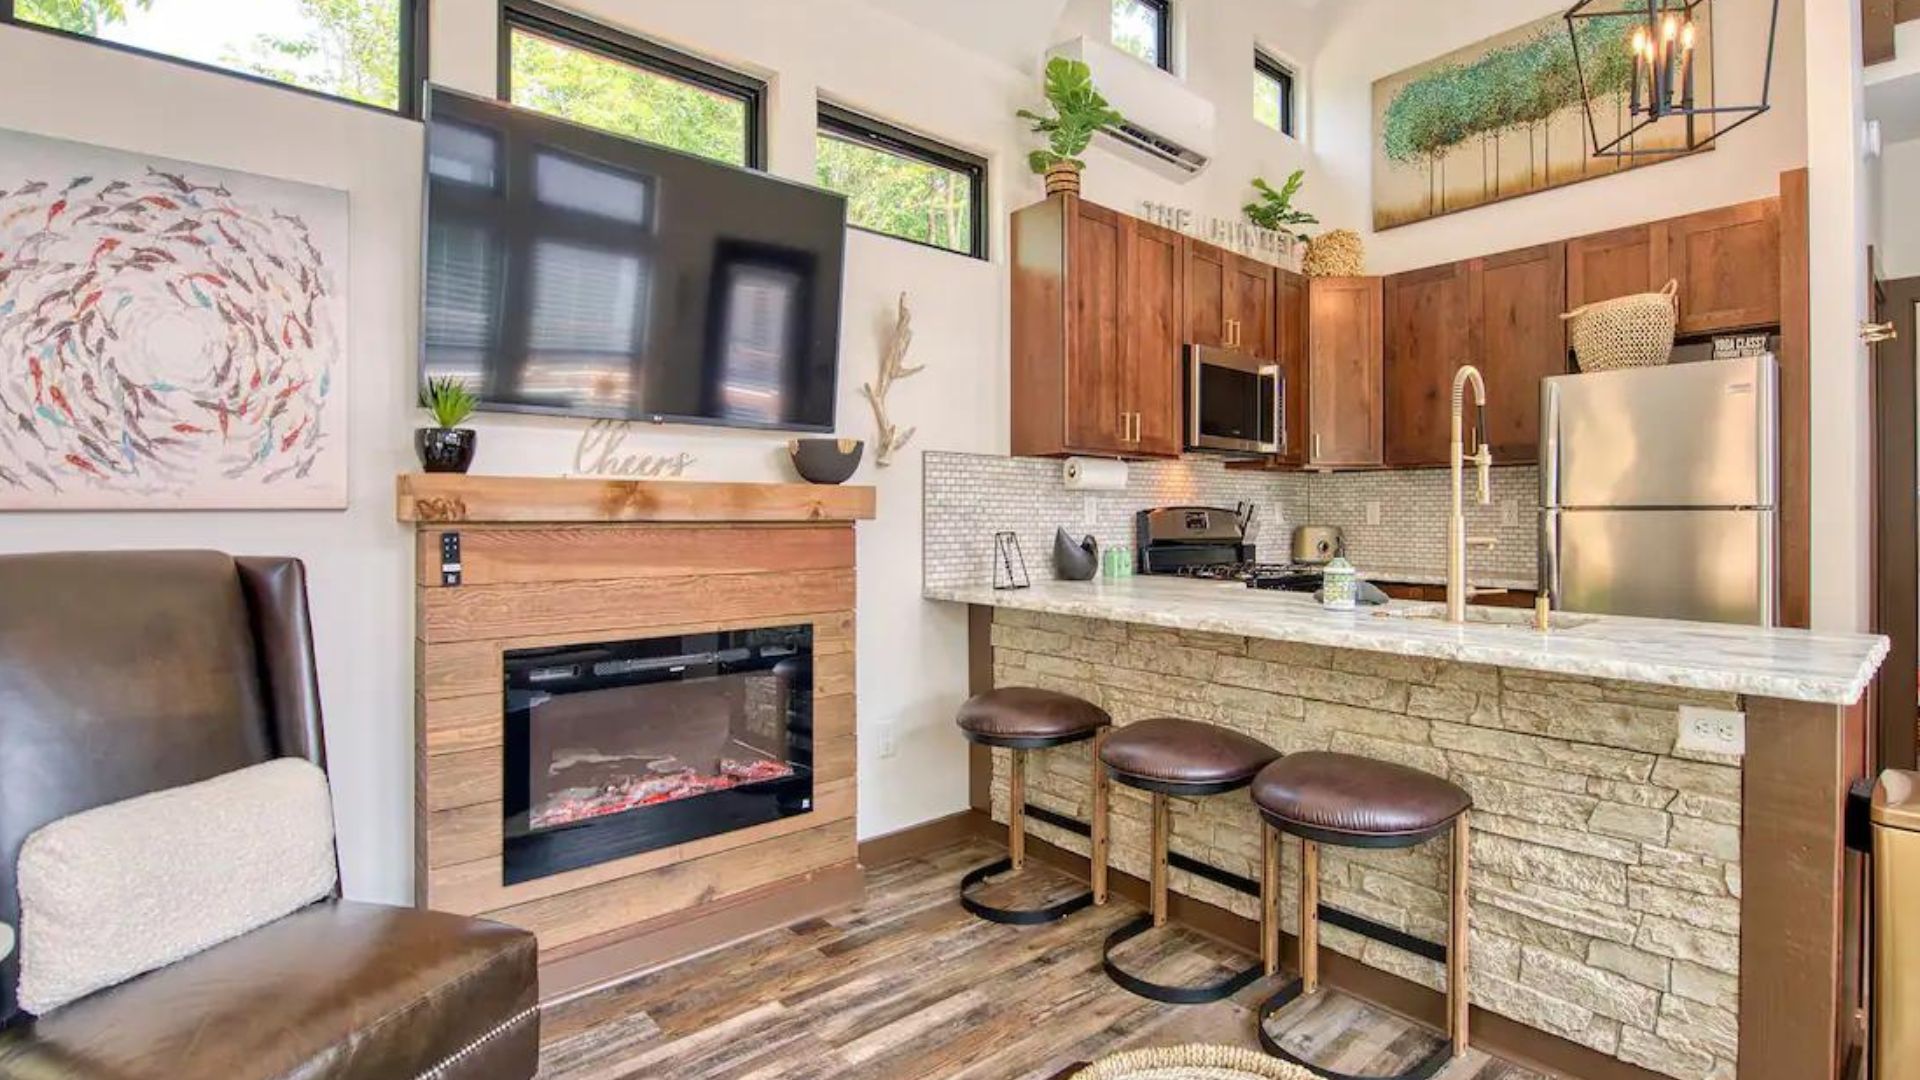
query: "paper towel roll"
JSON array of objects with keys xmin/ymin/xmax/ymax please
[{"xmin": 1063, "ymin": 457, "xmax": 1128, "ymax": 491}]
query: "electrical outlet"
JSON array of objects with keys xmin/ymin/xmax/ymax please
[
  {"xmin": 877, "ymin": 723, "xmax": 899, "ymax": 759},
  {"xmin": 1677, "ymin": 707, "xmax": 1746, "ymax": 757},
  {"xmin": 1083, "ymin": 494, "xmax": 1098, "ymax": 527},
  {"xmin": 1501, "ymin": 500, "xmax": 1519, "ymax": 527},
  {"xmin": 1365, "ymin": 501, "xmax": 1382, "ymax": 526}
]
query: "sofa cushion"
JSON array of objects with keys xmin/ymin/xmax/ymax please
[
  {"xmin": 16, "ymin": 758, "xmax": 336, "ymax": 1014},
  {"xmin": 0, "ymin": 900, "xmax": 540, "ymax": 1080}
]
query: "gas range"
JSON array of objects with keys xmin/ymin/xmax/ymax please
[{"xmin": 1134, "ymin": 507, "xmax": 1327, "ymax": 594}]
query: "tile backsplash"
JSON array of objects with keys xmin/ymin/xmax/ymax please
[{"xmin": 923, "ymin": 452, "xmax": 1540, "ymax": 589}]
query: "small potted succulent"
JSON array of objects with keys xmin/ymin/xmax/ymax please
[
  {"xmin": 1018, "ymin": 56, "xmax": 1127, "ymax": 197},
  {"xmin": 416, "ymin": 376, "xmax": 478, "ymax": 474}
]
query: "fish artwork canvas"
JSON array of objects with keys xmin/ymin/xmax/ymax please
[{"xmin": 0, "ymin": 128, "xmax": 348, "ymax": 510}]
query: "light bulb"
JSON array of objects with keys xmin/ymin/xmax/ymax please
[
  {"xmin": 1632, "ymin": 25, "xmax": 1650, "ymax": 55},
  {"xmin": 1680, "ymin": 20, "xmax": 1697, "ymax": 51},
  {"xmin": 1663, "ymin": 13, "xmax": 1679, "ymax": 41}
]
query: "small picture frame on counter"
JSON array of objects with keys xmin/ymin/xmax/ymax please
[{"xmin": 992, "ymin": 532, "xmax": 1031, "ymax": 591}]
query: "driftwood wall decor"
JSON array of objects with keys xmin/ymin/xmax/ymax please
[{"xmin": 861, "ymin": 292, "xmax": 922, "ymax": 467}]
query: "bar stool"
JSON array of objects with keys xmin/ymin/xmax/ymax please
[
  {"xmin": 954, "ymin": 687, "xmax": 1112, "ymax": 924},
  {"xmin": 1251, "ymin": 751, "xmax": 1474, "ymax": 1080},
  {"xmin": 1099, "ymin": 717, "xmax": 1281, "ymax": 1004}
]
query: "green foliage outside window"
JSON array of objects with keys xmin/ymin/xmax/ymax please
[
  {"xmin": 816, "ymin": 132, "xmax": 972, "ymax": 256},
  {"xmin": 16, "ymin": 0, "xmax": 148, "ymax": 34},
  {"xmin": 225, "ymin": 0, "xmax": 403, "ymax": 110},
  {"xmin": 508, "ymin": 30, "xmax": 748, "ymax": 167},
  {"xmin": 1254, "ymin": 74, "xmax": 1284, "ymax": 132},
  {"xmin": 1111, "ymin": 0, "xmax": 1161, "ymax": 68}
]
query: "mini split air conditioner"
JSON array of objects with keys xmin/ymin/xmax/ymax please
[{"xmin": 1046, "ymin": 36, "xmax": 1215, "ymax": 182}]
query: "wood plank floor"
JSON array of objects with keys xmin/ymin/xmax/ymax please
[{"xmin": 537, "ymin": 840, "xmax": 1554, "ymax": 1080}]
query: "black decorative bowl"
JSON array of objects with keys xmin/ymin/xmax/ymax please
[
  {"xmin": 416, "ymin": 428, "xmax": 476, "ymax": 474},
  {"xmin": 789, "ymin": 438, "xmax": 863, "ymax": 485}
]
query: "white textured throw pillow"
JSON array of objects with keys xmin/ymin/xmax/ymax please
[{"xmin": 16, "ymin": 757, "xmax": 337, "ymax": 1014}]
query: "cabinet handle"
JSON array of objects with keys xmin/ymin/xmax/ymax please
[
  {"xmin": 1131, "ymin": 412, "xmax": 1142, "ymax": 443},
  {"xmin": 1313, "ymin": 433, "xmax": 1321, "ymax": 461}
]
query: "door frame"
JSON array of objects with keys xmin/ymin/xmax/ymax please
[{"xmin": 1873, "ymin": 274, "xmax": 1920, "ymax": 770}]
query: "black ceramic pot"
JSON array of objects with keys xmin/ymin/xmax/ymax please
[
  {"xmin": 788, "ymin": 438, "xmax": 863, "ymax": 484},
  {"xmin": 416, "ymin": 428, "xmax": 476, "ymax": 474}
]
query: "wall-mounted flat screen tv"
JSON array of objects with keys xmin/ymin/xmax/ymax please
[{"xmin": 420, "ymin": 86, "xmax": 846, "ymax": 432}]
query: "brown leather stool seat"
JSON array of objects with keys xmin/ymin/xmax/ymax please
[
  {"xmin": 1251, "ymin": 751, "xmax": 1471, "ymax": 846},
  {"xmin": 1100, "ymin": 717, "xmax": 1281, "ymax": 796},
  {"xmin": 954, "ymin": 688, "xmax": 1112, "ymax": 926},
  {"xmin": 957, "ymin": 687, "xmax": 1112, "ymax": 749},
  {"xmin": 1249, "ymin": 752, "xmax": 1474, "ymax": 1080},
  {"xmin": 1097, "ymin": 718, "xmax": 1279, "ymax": 1006}
]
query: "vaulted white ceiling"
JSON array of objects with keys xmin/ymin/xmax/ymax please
[{"xmin": 851, "ymin": 0, "xmax": 1077, "ymax": 73}]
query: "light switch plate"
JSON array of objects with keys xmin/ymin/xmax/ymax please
[
  {"xmin": 1365, "ymin": 501, "xmax": 1382, "ymax": 526},
  {"xmin": 1083, "ymin": 495, "xmax": 1098, "ymax": 526},
  {"xmin": 1677, "ymin": 706, "xmax": 1746, "ymax": 757},
  {"xmin": 1501, "ymin": 500, "xmax": 1519, "ymax": 527},
  {"xmin": 878, "ymin": 723, "xmax": 899, "ymax": 759}
]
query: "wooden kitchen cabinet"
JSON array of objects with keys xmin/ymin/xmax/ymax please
[
  {"xmin": 1186, "ymin": 239, "xmax": 1274, "ymax": 356},
  {"xmin": 1275, "ymin": 270, "xmax": 1309, "ymax": 464},
  {"xmin": 1384, "ymin": 261, "xmax": 1475, "ymax": 467},
  {"xmin": 1383, "ymin": 243, "xmax": 1564, "ymax": 467},
  {"xmin": 1304, "ymin": 277, "xmax": 1384, "ymax": 467},
  {"xmin": 1010, "ymin": 194, "xmax": 1182, "ymax": 458},
  {"xmin": 1565, "ymin": 199, "xmax": 1781, "ymax": 336}
]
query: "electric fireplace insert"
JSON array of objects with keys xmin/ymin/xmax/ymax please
[{"xmin": 501, "ymin": 624, "xmax": 814, "ymax": 885}]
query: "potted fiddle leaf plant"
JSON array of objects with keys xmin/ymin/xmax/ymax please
[
  {"xmin": 1244, "ymin": 170, "xmax": 1319, "ymax": 243},
  {"xmin": 416, "ymin": 376, "xmax": 478, "ymax": 474},
  {"xmin": 1017, "ymin": 56, "xmax": 1127, "ymax": 197}
]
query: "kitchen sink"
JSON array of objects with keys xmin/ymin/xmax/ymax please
[{"xmin": 1372, "ymin": 603, "xmax": 1597, "ymax": 632}]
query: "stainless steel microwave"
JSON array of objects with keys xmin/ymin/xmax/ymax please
[{"xmin": 1185, "ymin": 345, "xmax": 1282, "ymax": 454}]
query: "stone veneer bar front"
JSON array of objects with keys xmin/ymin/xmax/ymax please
[{"xmin": 928, "ymin": 578, "xmax": 1888, "ymax": 1080}]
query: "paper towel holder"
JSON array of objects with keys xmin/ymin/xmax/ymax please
[{"xmin": 1063, "ymin": 457, "xmax": 1128, "ymax": 492}]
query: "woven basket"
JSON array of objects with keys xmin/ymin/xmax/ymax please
[
  {"xmin": 1075, "ymin": 1045, "xmax": 1316, "ymax": 1080},
  {"xmin": 1561, "ymin": 280, "xmax": 1679, "ymax": 372}
]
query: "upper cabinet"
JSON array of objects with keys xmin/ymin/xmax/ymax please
[
  {"xmin": 1010, "ymin": 195, "xmax": 1183, "ymax": 459},
  {"xmin": 1304, "ymin": 277, "xmax": 1385, "ymax": 468},
  {"xmin": 1186, "ymin": 239, "xmax": 1277, "ymax": 356},
  {"xmin": 1566, "ymin": 197, "xmax": 1782, "ymax": 336},
  {"xmin": 1383, "ymin": 262, "xmax": 1475, "ymax": 467}
]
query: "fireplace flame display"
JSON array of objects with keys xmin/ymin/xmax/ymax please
[
  {"xmin": 503, "ymin": 625, "xmax": 816, "ymax": 886},
  {"xmin": 531, "ymin": 750, "xmax": 796, "ymax": 829}
]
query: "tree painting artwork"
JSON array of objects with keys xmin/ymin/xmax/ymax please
[
  {"xmin": 0, "ymin": 129, "xmax": 349, "ymax": 510},
  {"xmin": 1371, "ymin": 6, "xmax": 1714, "ymax": 230}
]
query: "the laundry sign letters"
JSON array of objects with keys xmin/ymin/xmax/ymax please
[
  {"xmin": 1139, "ymin": 201, "xmax": 1296, "ymax": 264},
  {"xmin": 572, "ymin": 419, "xmax": 697, "ymax": 479}
]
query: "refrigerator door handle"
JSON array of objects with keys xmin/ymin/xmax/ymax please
[
  {"xmin": 1540, "ymin": 379, "xmax": 1560, "ymax": 510},
  {"xmin": 1541, "ymin": 509, "xmax": 1560, "ymax": 610}
]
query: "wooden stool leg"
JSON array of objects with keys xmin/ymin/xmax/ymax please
[
  {"xmin": 1008, "ymin": 749, "xmax": 1027, "ymax": 871},
  {"xmin": 1449, "ymin": 811, "xmax": 1472, "ymax": 1056},
  {"xmin": 1261, "ymin": 823, "xmax": 1281, "ymax": 976},
  {"xmin": 1150, "ymin": 791, "xmax": 1170, "ymax": 927},
  {"xmin": 1299, "ymin": 837, "xmax": 1320, "ymax": 993},
  {"xmin": 1090, "ymin": 732, "xmax": 1109, "ymax": 905}
]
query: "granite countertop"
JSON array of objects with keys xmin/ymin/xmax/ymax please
[{"xmin": 926, "ymin": 577, "xmax": 1888, "ymax": 705}]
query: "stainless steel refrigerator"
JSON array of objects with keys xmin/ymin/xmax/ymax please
[{"xmin": 1540, "ymin": 355, "xmax": 1778, "ymax": 626}]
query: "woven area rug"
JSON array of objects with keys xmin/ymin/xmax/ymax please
[{"xmin": 1074, "ymin": 1044, "xmax": 1316, "ymax": 1080}]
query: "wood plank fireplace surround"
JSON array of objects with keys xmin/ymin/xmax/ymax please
[{"xmin": 398, "ymin": 473, "xmax": 876, "ymax": 999}]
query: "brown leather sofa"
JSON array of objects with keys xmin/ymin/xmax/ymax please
[{"xmin": 0, "ymin": 551, "xmax": 540, "ymax": 1079}]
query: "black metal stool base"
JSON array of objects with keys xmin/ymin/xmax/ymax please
[
  {"xmin": 958, "ymin": 857, "xmax": 1096, "ymax": 926},
  {"xmin": 1102, "ymin": 913, "xmax": 1264, "ymax": 1005},
  {"xmin": 1258, "ymin": 977, "xmax": 1454, "ymax": 1080}
]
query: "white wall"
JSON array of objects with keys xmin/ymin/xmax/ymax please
[
  {"xmin": 1874, "ymin": 136, "xmax": 1920, "ymax": 278},
  {"xmin": 1310, "ymin": 0, "xmax": 1808, "ymax": 274},
  {"xmin": 0, "ymin": 0, "xmax": 1326, "ymax": 905}
]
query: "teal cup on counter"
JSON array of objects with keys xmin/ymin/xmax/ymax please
[{"xmin": 1102, "ymin": 547, "xmax": 1133, "ymax": 579}]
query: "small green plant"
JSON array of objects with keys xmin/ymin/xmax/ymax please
[
  {"xmin": 1243, "ymin": 171, "xmax": 1319, "ymax": 241},
  {"xmin": 419, "ymin": 376, "xmax": 477, "ymax": 429},
  {"xmin": 1017, "ymin": 57, "xmax": 1127, "ymax": 174}
]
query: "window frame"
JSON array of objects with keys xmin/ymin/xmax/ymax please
[
  {"xmin": 1255, "ymin": 49, "xmax": 1297, "ymax": 138},
  {"xmin": 498, "ymin": 0, "xmax": 767, "ymax": 171},
  {"xmin": 1113, "ymin": 0, "xmax": 1173, "ymax": 73},
  {"xmin": 0, "ymin": 0, "xmax": 430, "ymax": 118},
  {"xmin": 816, "ymin": 101, "xmax": 989, "ymax": 262}
]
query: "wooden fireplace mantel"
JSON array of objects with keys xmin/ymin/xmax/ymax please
[
  {"xmin": 400, "ymin": 471, "xmax": 872, "ymax": 1000},
  {"xmin": 395, "ymin": 473, "xmax": 876, "ymax": 525}
]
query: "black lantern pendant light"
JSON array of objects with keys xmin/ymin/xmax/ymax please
[{"xmin": 1565, "ymin": 0, "xmax": 1779, "ymax": 158}]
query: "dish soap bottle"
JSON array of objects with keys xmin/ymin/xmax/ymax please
[{"xmin": 1321, "ymin": 557, "xmax": 1358, "ymax": 611}]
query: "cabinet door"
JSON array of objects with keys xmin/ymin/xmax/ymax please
[
  {"xmin": 1185, "ymin": 240, "xmax": 1229, "ymax": 348},
  {"xmin": 1308, "ymin": 277, "xmax": 1384, "ymax": 467},
  {"xmin": 1229, "ymin": 255, "xmax": 1277, "ymax": 357},
  {"xmin": 1566, "ymin": 224, "xmax": 1658, "ymax": 310},
  {"xmin": 1276, "ymin": 271, "xmax": 1309, "ymax": 465},
  {"xmin": 1125, "ymin": 217, "xmax": 1187, "ymax": 457},
  {"xmin": 1665, "ymin": 199, "xmax": 1782, "ymax": 334},
  {"xmin": 1063, "ymin": 200, "xmax": 1130, "ymax": 454},
  {"xmin": 1384, "ymin": 262, "xmax": 1474, "ymax": 467},
  {"xmin": 1474, "ymin": 243, "xmax": 1567, "ymax": 463}
]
